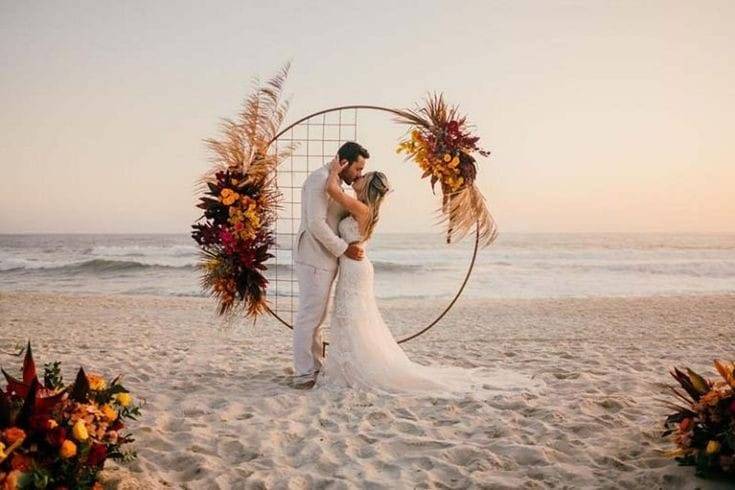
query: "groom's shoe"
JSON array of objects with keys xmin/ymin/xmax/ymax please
[
  {"xmin": 292, "ymin": 372, "xmax": 318, "ymax": 389},
  {"xmin": 294, "ymin": 379, "xmax": 316, "ymax": 390}
]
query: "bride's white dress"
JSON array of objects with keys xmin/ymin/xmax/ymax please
[{"xmin": 315, "ymin": 216, "xmax": 532, "ymax": 397}]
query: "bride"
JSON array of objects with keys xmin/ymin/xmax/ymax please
[{"xmin": 314, "ymin": 158, "xmax": 525, "ymax": 397}]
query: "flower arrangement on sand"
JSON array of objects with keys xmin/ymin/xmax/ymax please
[
  {"xmin": 0, "ymin": 342, "xmax": 140, "ymax": 489},
  {"xmin": 191, "ymin": 64, "xmax": 293, "ymax": 318},
  {"xmin": 663, "ymin": 359, "xmax": 735, "ymax": 478},
  {"xmin": 395, "ymin": 94, "xmax": 497, "ymax": 246}
]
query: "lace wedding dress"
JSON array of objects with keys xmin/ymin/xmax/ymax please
[{"xmin": 314, "ymin": 216, "xmax": 531, "ymax": 397}]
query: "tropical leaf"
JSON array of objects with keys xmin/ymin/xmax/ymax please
[{"xmin": 70, "ymin": 366, "xmax": 90, "ymax": 402}]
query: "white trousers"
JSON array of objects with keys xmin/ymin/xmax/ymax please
[{"xmin": 293, "ymin": 263, "xmax": 337, "ymax": 380}]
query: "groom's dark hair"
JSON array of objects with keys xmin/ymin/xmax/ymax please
[{"xmin": 338, "ymin": 141, "xmax": 370, "ymax": 164}]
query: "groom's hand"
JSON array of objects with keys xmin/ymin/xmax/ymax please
[{"xmin": 344, "ymin": 242, "xmax": 364, "ymax": 261}]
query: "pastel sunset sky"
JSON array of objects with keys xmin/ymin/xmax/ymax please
[{"xmin": 1, "ymin": 1, "xmax": 733, "ymax": 234}]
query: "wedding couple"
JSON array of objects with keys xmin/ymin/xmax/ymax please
[{"xmin": 291, "ymin": 141, "xmax": 495, "ymax": 396}]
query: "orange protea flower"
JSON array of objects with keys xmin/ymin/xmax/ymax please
[
  {"xmin": 714, "ymin": 359, "xmax": 735, "ymax": 388},
  {"xmin": 698, "ymin": 383, "xmax": 731, "ymax": 406},
  {"xmin": 86, "ymin": 373, "xmax": 106, "ymax": 391},
  {"xmin": 1, "ymin": 428, "xmax": 25, "ymax": 446}
]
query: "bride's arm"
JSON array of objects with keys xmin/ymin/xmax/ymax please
[{"xmin": 327, "ymin": 158, "xmax": 369, "ymax": 222}]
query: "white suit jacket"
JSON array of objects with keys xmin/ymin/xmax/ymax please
[{"xmin": 293, "ymin": 163, "xmax": 349, "ymax": 272}]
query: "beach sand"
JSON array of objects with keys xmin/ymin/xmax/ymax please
[{"xmin": 1, "ymin": 291, "xmax": 733, "ymax": 489}]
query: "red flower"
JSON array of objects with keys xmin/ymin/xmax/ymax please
[
  {"xmin": 87, "ymin": 443, "xmax": 108, "ymax": 466},
  {"xmin": 218, "ymin": 228, "xmax": 237, "ymax": 254},
  {"xmin": 10, "ymin": 453, "xmax": 32, "ymax": 471},
  {"xmin": 45, "ymin": 426, "xmax": 67, "ymax": 447},
  {"xmin": 29, "ymin": 414, "xmax": 52, "ymax": 432}
]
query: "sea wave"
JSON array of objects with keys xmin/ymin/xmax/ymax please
[
  {"xmin": 0, "ymin": 258, "xmax": 196, "ymax": 274},
  {"xmin": 84, "ymin": 244, "xmax": 198, "ymax": 258}
]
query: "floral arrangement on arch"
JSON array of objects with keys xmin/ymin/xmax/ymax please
[
  {"xmin": 0, "ymin": 342, "xmax": 140, "ymax": 489},
  {"xmin": 191, "ymin": 64, "xmax": 293, "ymax": 317},
  {"xmin": 395, "ymin": 94, "xmax": 497, "ymax": 246},
  {"xmin": 663, "ymin": 359, "xmax": 735, "ymax": 478}
]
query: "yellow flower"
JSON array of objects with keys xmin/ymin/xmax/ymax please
[
  {"xmin": 72, "ymin": 420, "xmax": 89, "ymax": 442},
  {"xmin": 101, "ymin": 404, "xmax": 117, "ymax": 421},
  {"xmin": 0, "ymin": 441, "xmax": 6, "ymax": 460},
  {"xmin": 220, "ymin": 188, "xmax": 239, "ymax": 206},
  {"xmin": 60, "ymin": 440, "xmax": 77, "ymax": 459},
  {"xmin": 706, "ymin": 440, "xmax": 721, "ymax": 455},
  {"xmin": 115, "ymin": 392, "xmax": 132, "ymax": 407},
  {"xmin": 443, "ymin": 153, "xmax": 452, "ymax": 163},
  {"xmin": 244, "ymin": 204, "xmax": 261, "ymax": 229},
  {"xmin": 449, "ymin": 156, "xmax": 460, "ymax": 167},
  {"xmin": 86, "ymin": 373, "xmax": 106, "ymax": 391}
]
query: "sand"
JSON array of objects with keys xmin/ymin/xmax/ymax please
[{"xmin": 1, "ymin": 291, "xmax": 734, "ymax": 489}]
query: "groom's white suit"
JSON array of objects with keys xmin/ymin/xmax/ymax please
[{"xmin": 292, "ymin": 162, "xmax": 348, "ymax": 382}]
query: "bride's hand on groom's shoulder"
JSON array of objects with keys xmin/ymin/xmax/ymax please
[{"xmin": 329, "ymin": 154, "xmax": 347, "ymax": 176}]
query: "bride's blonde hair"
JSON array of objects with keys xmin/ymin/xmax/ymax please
[{"xmin": 356, "ymin": 171, "xmax": 390, "ymax": 241}]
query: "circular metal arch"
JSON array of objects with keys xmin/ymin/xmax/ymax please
[{"xmin": 264, "ymin": 105, "xmax": 480, "ymax": 344}]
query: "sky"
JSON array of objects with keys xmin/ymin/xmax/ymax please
[{"xmin": 1, "ymin": 0, "xmax": 733, "ymax": 234}]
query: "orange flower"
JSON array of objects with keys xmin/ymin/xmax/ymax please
[
  {"xmin": 60, "ymin": 439, "xmax": 77, "ymax": 459},
  {"xmin": 220, "ymin": 188, "xmax": 239, "ymax": 206},
  {"xmin": 86, "ymin": 373, "xmax": 107, "ymax": 391},
  {"xmin": 2, "ymin": 428, "xmax": 25, "ymax": 446},
  {"xmin": 3, "ymin": 470, "xmax": 23, "ymax": 490},
  {"xmin": 101, "ymin": 404, "xmax": 117, "ymax": 421}
]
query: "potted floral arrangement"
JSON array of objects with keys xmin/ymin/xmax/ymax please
[
  {"xmin": 663, "ymin": 359, "xmax": 735, "ymax": 478},
  {"xmin": 0, "ymin": 342, "xmax": 140, "ymax": 489}
]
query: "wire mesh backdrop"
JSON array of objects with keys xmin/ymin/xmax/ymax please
[{"xmin": 265, "ymin": 106, "xmax": 480, "ymax": 345}]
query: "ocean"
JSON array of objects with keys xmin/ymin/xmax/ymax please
[{"xmin": 1, "ymin": 232, "xmax": 734, "ymax": 301}]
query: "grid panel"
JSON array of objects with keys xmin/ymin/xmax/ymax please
[{"xmin": 266, "ymin": 109, "xmax": 359, "ymax": 325}]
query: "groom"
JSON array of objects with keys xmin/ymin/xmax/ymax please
[{"xmin": 292, "ymin": 141, "xmax": 369, "ymax": 387}]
